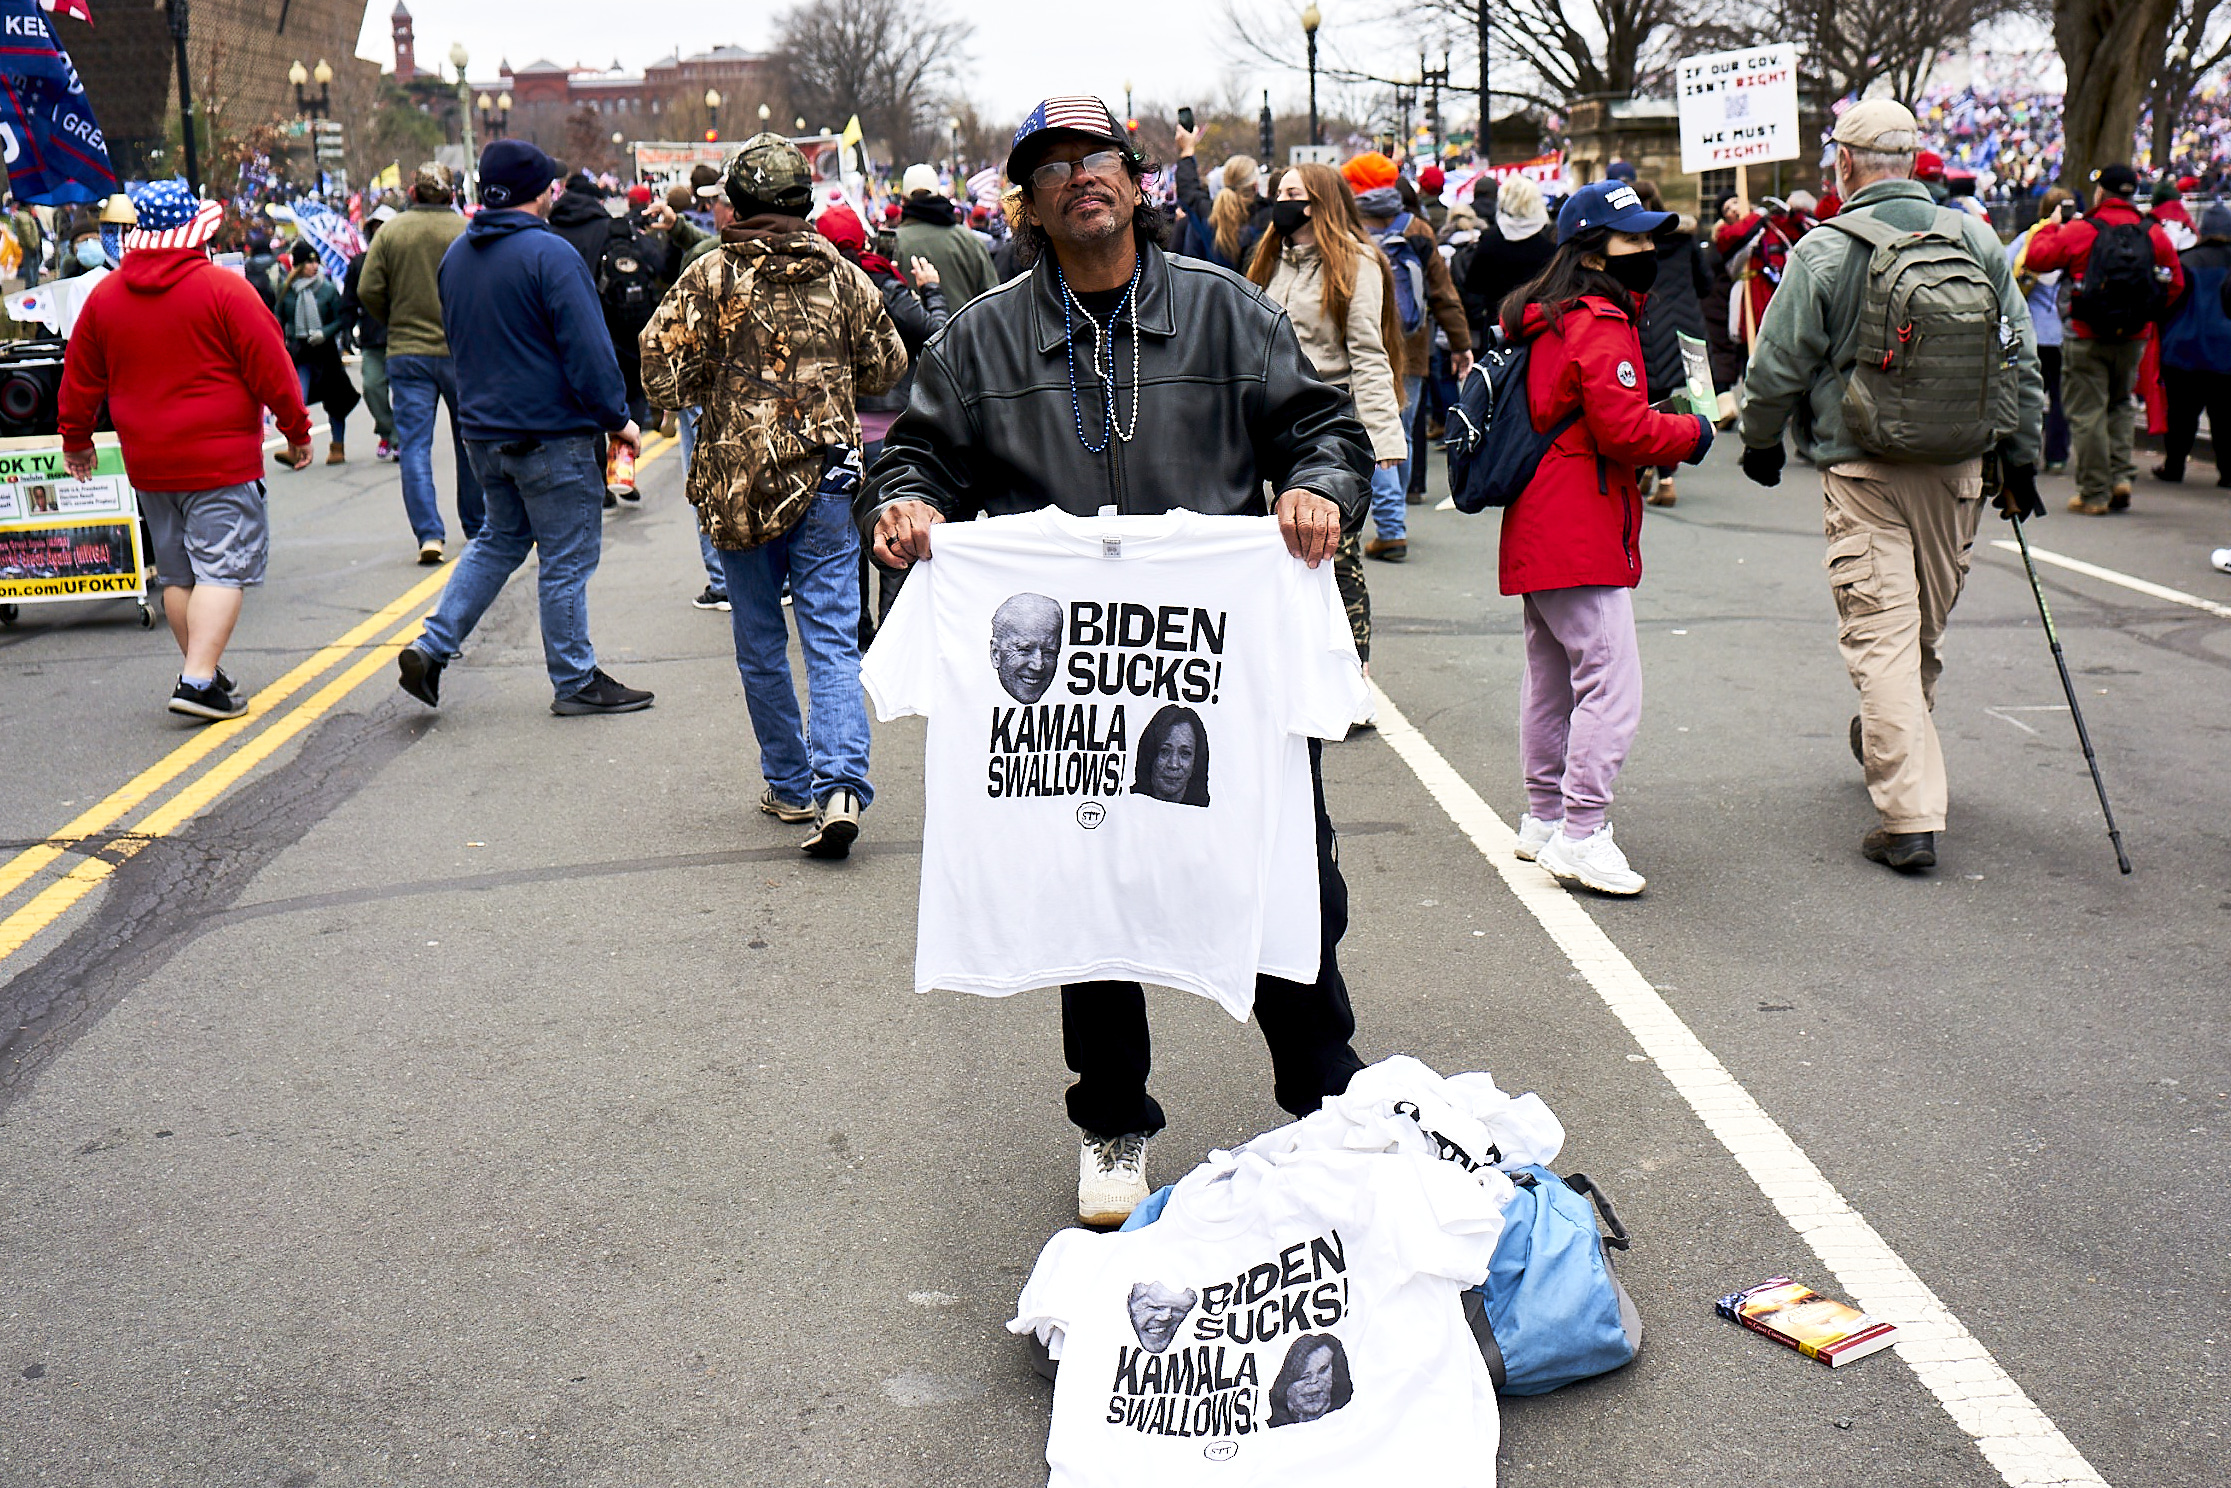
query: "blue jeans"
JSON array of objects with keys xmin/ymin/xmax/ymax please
[
  {"xmin": 417, "ymin": 435, "xmax": 604, "ymax": 697},
  {"xmin": 714, "ymin": 492, "xmax": 872, "ymax": 807},
  {"xmin": 677, "ymin": 406, "xmax": 725, "ymax": 594},
  {"xmin": 388, "ymin": 353, "xmax": 486, "ymax": 545},
  {"xmin": 1370, "ymin": 373, "xmax": 1424, "ymax": 542}
]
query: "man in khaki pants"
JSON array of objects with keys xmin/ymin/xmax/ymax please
[{"xmin": 1732, "ymin": 99, "xmax": 2045, "ymax": 872}]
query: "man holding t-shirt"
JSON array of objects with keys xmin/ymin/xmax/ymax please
[{"xmin": 860, "ymin": 95, "xmax": 1373, "ymax": 1227}]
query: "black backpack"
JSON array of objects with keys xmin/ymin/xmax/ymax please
[
  {"xmin": 596, "ymin": 225, "xmax": 661, "ymax": 327},
  {"xmin": 2071, "ymin": 220, "xmax": 2168, "ymax": 341},
  {"xmin": 1445, "ymin": 327, "xmax": 1579, "ymax": 511}
]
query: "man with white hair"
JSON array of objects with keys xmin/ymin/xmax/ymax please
[
  {"xmin": 895, "ymin": 160, "xmax": 997, "ymax": 306},
  {"xmin": 1735, "ymin": 99, "xmax": 2044, "ymax": 876}
]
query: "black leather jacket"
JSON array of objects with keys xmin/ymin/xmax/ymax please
[{"xmin": 857, "ymin": 243, "xmax": 1370, "ymax": 534}]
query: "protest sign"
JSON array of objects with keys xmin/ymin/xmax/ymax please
[{"xmin": 1676, "ymin": 45, "xmax": 1801, "ymax": 175}]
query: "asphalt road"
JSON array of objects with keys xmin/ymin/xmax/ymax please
[{"xmin": 0, "ymin": 419, "xmax": 2224, "ymax": 1488}]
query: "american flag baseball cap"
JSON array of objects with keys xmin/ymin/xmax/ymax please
[
  {"xmin": 1007, "ymin": 95, "xmax": 1133, "ymax": 182},
  {"xmin": 123, "ymin": 179, "xmax": 222, "ymax": 251}
]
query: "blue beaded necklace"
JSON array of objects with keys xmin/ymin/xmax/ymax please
[{"xmin": 1056, "ymin": 258, "xmax": 1143, "ymax": 455}]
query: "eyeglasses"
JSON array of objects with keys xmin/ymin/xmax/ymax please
[{"xmin": 1029, "ymin": 149, "xmax": 1127, "ymax": 194}]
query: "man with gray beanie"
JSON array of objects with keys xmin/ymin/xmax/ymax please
[
  {"xmin": 1737, "ymin": 98, "xmax": 2044, "ymax": 875},
  {"xmin": 393, "ymin": 138, "xmax": 649, "ymax": 717}
]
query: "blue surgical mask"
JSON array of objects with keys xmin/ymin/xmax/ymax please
[{"xmin": 75, "ymin": 239, "xmax": 105, "ymax": 269}]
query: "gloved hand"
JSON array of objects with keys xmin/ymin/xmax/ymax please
[
  {"xmin": 1684, "ymin": 413, "xmax": 1714, "ymax": 466},
  {"xmin": 1739, "ymin": 441, "xmax": 1786, "ymax": 487},
  {"xmin": 1996, "ymin": 461, "xmax": 2043, "ymax": 521},
  {"xmin": 305, "ymin": 328, "xmax": 326, "ymax": 347}
]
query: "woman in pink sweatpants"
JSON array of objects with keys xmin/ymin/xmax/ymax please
[{"xmin": 1493, "ymin": 183, "xmax": 1712, "ymax": 894}]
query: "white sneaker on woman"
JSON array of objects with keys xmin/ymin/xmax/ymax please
[
  {"xmin": 1078, "ymin": 1131, "xmax": 1150, "ymax": 1227},
  {"xmin": 1514, "ymin": 813, "xmax": 1562, "ymax": 861},
  {"xmin": 1537, "ymin": 823, "xmax": 1646, "ymax": 896}
]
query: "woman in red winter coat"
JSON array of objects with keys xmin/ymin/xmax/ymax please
[{"xmin": 1495, "ymin": 181, "xmax": 1713, "ymax": 896}]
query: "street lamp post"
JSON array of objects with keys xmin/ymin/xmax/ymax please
[
  {"xmin": 1301, "ymin": 4, "xmax": 1321, "ymax": 148},
  {"xmin": 164, "ymin": 0, "xmax": 201, "ymax": 194},
  {"xmin": 946, "ymin": 115, "xmax": 960, "ymax": 172},
  {"xmin": 476, "ymin": 90, "xmax": 510, "ymax": 139},
  {"xmin": 1259, "ymin": 89, "xmax": 1275, "ymax": 164},
  {"xmin": 704, "ymin": 88, "xmax": 722, "ymax": 141},
  {"xmin": 289, "ymin": 58, "xmax": 332, "ymax": 120},
  {"xmin": 1123, "ymin": 78, "xmax": 1135, "ymax": 142},
  {"xmin": 450, "ymin": 42, "xmax": 474, "ymax": 198},
  {"xmin": 758, "ymin": 102, "xmax": 771, "ymax": 133},
  {"xmin": 1422, "ymin": 51, "xmax": 1449, "ymax": 161},
  {"xmin": 1393, "ymin": 71, "xmax": 1419, "ymax": 154}
]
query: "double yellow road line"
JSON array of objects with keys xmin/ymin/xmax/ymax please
[{"xmin": 0, "ymin": 429, "xmax": 679, "ymax": 967}]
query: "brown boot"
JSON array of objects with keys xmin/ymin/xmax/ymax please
[
  {"xmin": 1647, "ymin": 477, "xmax": 1677, "ymax": 507},
  {"xmin": 326, "ymin": 441, "xmax": 345, "ymax": 465},
  {"xmin": 1364, "ymin": 537, "xmax": 1408, "ymax": 563},
  {"xmin": 2108, "ymin": 480, "xmax": 2132, "ymax": 511},
  {"xmin": 2068, "ymin": 492, "xmax": 2109, "ymax": 516}
]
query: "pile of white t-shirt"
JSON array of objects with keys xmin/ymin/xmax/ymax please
[
  {"xmin": 861, "ymin": 508, "xmax": 1370, "ymax": 1020},
  {"xmin": 1010, "ymin": 1057, "xmax": 1563, "ymax": 1487}
]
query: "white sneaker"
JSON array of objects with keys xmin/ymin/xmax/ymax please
[
  {"xmin": 1536, "ymin": 823, "xmax": 1646, "ymax": 896},
  {"xmin": 1078, "ymin": 1131, "xmax": 1150, "ymax": 1227},
  {"xmin": 1514, "ymin": 813, "xmax": 1562, "ymax": 861},
  {"xmin": 2211, "ymin": 547, "xmax": 2231, "ymax": 575}
]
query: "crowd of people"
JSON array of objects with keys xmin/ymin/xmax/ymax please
[{"xmin": 38, "ymin": 74, "xmax": 2231, "ymax": 1225}]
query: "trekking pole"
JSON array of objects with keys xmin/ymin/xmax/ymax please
[{"xmin": 2009, "ymin": 515, "xmax": 2132, "ymax": 874}]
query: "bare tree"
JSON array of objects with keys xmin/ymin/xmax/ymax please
[
  {"xmin": 1412, "ymin": 0, "xmax": 1689, "ymax": 112},
  {"xmin": 773, "ymin": 0, "xmax": 974, "ymax": 163},
  {"xmin": 2056, "ymin": 0, "xmax": 2181, "ymax": 189},
  {"xmin": 2146, "ymin": 0, "xmax": 2231, "ymax": 170},
  {"xmin": 1685, "ymin": 0, "xmax": 2018, "ymax": 110}
]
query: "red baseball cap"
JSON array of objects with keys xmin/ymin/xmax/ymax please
[
  {"xmin": 1418, "ymin": 165, "xmax": 1445, "ymax": 191},
  {"xmin": 627, "ymin": 183, "xmax": 652, "ymax": 207},
  {"xmin": 1914, "ymin": 150, "xmax": 1945, "ymax": 180}
]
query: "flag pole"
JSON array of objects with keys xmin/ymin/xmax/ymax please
[{"xmin": 164, "ymin": 0, "xmax": 201, "ymax": 195}]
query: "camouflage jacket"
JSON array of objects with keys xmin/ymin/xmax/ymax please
[{"xmin": 639, "ymin": 222, "xmax": 908, "ymax": 550}]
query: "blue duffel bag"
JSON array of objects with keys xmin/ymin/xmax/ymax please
[
  {"xmin": 1116, "ymin": 1164, "xmax": 1640, "ymax": 1395},
  {"xmin": 1466, "ymin": 1166, "xmax": 1641, "ymax": 1394}
]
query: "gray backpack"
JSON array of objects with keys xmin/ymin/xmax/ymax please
[{"xmin": 1825, "ymin": 208, "xmax": 2018, "ymax": 463}]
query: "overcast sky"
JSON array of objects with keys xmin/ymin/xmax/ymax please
[{"xmin": 355, "ymin": 0, "xmax": 1427, "ymax": 128}]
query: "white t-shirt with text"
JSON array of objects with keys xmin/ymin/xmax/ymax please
[
  {"xmin": 1011, "ymin": 1147, "xmax": 1508, "ymax": 1487},
  {"xmin": 861, "ymin": 508, "xmax": 1368, "ymax": 1018}
]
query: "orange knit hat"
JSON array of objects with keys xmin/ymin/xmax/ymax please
[{"xmin": 1341, "ymin": 152, "xmax": 1399, "ymax": 192}]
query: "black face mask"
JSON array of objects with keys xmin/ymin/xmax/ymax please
[
  {"xmin": 1271, "ymin": 200, "xmax": 1310, "ymax": 238},
  {"xmin": 1604, "ymin": 250, "xmax": 1658, "ymax": 294}
]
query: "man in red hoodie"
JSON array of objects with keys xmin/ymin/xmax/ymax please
[
  {"xmin": 2022, "ymin": 162, "xmax": 2185, "ymax": 514},
  {"xmin": 59, "ymin": 182, "xmax": 314, "ymax": 722}
]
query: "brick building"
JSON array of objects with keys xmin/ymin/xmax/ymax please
[{"xmin": 61, "ymin": 0, "xmax": 382, "ymax": 183}]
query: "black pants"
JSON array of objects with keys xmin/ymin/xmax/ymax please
[
  {"xmin": 2160, "ymin": 363, "xmax": 2231, "ymax": 477},
  {"xmin": 2040, "ymin": 344, "xmax": 2071, "ymax": 467},
  {"xmin": 1060, "ymin": 737, "xmax": 1365, "ymax": 1137}
]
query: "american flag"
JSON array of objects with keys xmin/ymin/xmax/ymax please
[
  {"xmin": 1011, "ymin": 96, "xmax": 1123, "ymax": 154},
  {"xmin": 122, "ymin": 182, "xmax": 221, "ymax": 250},
  {"xmin": 288, "ymin": 200, "xmax": 363, "ymax": 280}
]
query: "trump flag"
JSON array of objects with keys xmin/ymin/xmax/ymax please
[{"xmin": 0, "ymin": 0, "xmax": 117, "ymax": 204}]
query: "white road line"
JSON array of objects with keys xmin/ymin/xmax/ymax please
[
  {"xmin": 1992, "ymin": 539, "xmax": 2231, "ymax": 621},
  {"xmin": 1367, "ymin": 679, "xmax": 2108, "ymax": 1488},
  {"xmin": 1984, "ymin": 705, "xmax": 2070, "ymax": 736}
]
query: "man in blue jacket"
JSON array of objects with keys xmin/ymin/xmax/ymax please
[
  {"xmin": 2156, "ymin": 202, "xmax": 2231, "ymax": 488},
  {"xmin": 395, "ymin": 139, "xmax": 651, "ymax": 716}
]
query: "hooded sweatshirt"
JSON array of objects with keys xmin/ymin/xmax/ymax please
[
  {"xmin": 436, "ymin": 208, "xmax": 630, "ymax": 441},
  {"xmin": 58, "ymin": 248, "xmax": 312, "ymax": 490}
]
